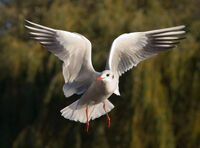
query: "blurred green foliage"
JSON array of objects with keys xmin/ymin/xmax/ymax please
[{"xmin": 0, "ymin": 0, "xmax": 200, "ymax": 148}]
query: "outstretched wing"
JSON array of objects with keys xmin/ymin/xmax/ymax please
[
  {"xmin": 25, "ymin": 20, "xmax": 98, "ymax": 97},
  {"xmin": 106, "ymin": 25, "xmax": 186, "ymax": 77}
]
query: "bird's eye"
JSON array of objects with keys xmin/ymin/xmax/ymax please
[{"xmin": 106, "ymin": 74, "xmax": 110, "ymax": 77}]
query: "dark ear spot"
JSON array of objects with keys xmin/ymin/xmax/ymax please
[{"xmin": 112, "ymin": 75, "xmax": 114, "ymax": 79}]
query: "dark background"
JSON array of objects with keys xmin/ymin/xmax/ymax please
[{"xmin": 0, "ymin": 0, "xmax": 200, "ymax": 147}]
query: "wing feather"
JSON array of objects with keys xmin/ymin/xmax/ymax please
[
  {"xmin": 25, "ymin": 20, "xmax": 98, "ymax": 97},
  {"xmin": 106, "ymin": 25, "xmax": 186, "ymax": 77}
]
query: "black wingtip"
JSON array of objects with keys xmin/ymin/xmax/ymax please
[
  {"xmin": 183, "ymin": 24, "xmax": 189, "ymax": 34},
  {"xmin": 24, "ymin": 19, "xmax": 31, "ymax": 24}
]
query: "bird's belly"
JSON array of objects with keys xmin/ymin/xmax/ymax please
[{"xmin": 78, "ymin": 81, "xmax": 114, "ymax": 108}]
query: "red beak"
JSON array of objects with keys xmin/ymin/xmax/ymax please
[{"xmin": 97, "ymin": 77, "xmax": 103, "ymax": 81}]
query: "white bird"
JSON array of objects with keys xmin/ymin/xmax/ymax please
[{"xmin": 25, "ymin": 20, "xmax": 186, "ymax": 132}]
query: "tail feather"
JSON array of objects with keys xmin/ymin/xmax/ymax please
[{"xmin": 60, "ymin": 99, "xmax": 114, "ymax": 123}]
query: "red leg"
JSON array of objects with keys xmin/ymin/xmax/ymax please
[
  {"xmin": 103, "ymin": 104, "xmax": 110, "ymax": 128},
  {"xmin": 85, "ymin": 107, "xmax": 89, "ymax": 132}
]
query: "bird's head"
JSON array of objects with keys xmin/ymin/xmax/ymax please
[{"xmin": 97, "ymin": 70, "xmax": 115, "ymax": 82}]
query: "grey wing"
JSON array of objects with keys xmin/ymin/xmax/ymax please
[
  {"xmin": 25, "ymin": 20, "xmax": 98, "ymax": 97},
  {"xmin": 106, "ymin": 25, "xmax": 186, "ymax": 77}
]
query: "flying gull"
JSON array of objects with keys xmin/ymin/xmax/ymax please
[{"xmin": 25, "ymin": 20, "xmax": 186, "ymax": 132}]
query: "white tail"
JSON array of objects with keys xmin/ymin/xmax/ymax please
[{"xmin": 60, "ymin": 99, "xmax": 114, "ymax": 123}]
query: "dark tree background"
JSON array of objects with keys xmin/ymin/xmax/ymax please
[{"xmin": 0, "ymin": 0, "xmax": 200, "ymax": 148}]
